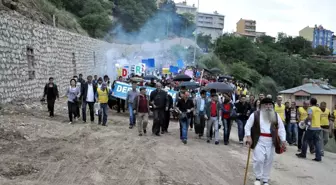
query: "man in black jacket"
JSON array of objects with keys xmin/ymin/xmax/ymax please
[
  {"xmin": 163, "ymin": 93, "xmax": 173, "ymax": 133},
  {"xmin": 150, "ymin": 83, "xmax": 168, "ymax": 136},
  {"xmin": 43, "ymin": 77, "xmax": 59, "ymax": 117},
  {"xmin": 81, "ymin": 75, "xmax": 97, "ymax": 123},
  {"xmin": 235, "ymin": 95, "xmax": 251, "ymax": 144},
  {"xmin": 78, "ymin": 74, "xmax": 85, "ymax": 85}
]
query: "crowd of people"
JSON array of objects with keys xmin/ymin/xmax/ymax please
[{"xmin": 41, "ymin": 71, "xmax": 336, "ymax": 185}]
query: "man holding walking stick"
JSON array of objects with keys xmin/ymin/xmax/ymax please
[{"xmin": 244, "ymin": 98, "xmax": 287, "ymax": 185}]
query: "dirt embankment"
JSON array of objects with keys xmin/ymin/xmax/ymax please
[{"xmin": 0, "ymin": 100, "xmax": 336, "ymax": 185}]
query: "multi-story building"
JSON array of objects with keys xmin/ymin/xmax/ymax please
[
  {"xmin": 299, "ymin": 25, "xmax": 334, "ymax": 49},
  {"xmin": 235, "ymin": 18, "xmax": 268, "ymax": 42},
  {"xmin": 236, "ymin": 18, "xmax": 256, "ymax": 35},
  {"xmin": 175, "ymin": 1, "xmax": 197, "ymax": 18},
  {"xmin": 333, "ymin": 36, "xmax": 336, "ymax": 55},
  {"xmin": 174, "ymin": 1, "xmax": 224, "ymax": 41},
  {"xmin": 196, "ymin": 11, "xmax": 224, "ymax": 40}
]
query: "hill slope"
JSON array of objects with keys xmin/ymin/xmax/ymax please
[{"xmin": 1, "ymin": 0, "xmax": 87, "ymax": 35}]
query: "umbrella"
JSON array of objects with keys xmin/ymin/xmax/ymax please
[
  {"xmin": 178, "ymin": 81, "xmax": 200, "ymax": 89},
  {"xmin": 130, "ymin": 77, "xmax": 144, "ymax": 82},
  {"xmin": 144, "ymin": 75, "xmax": 158, "ymax": 80},
  {"xmin": 210, "ymin": 67, "xmax": 222, "ymax": 74},
  {"xmin": 173, "ymin": 74, "xmax": 192, "ymax": 82},
  {"xmin": 218, "ymin": 75, "xmax": 233, "ymax": 82},
  {"xmin": 204, "ymin": 82, "xmax": 234, "ymax": 93}
]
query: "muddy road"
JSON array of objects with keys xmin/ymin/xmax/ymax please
[{"xmin": 0, "ymin": 100, "xmax": 335, "ymax": 185}]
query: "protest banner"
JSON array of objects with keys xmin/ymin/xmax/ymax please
[{"xmin": 112, "ymin": 81, "xmax": 177, "ymax": 102}]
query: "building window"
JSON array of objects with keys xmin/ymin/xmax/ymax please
[
  {"xmin": 72, "ymin": 52, "xmax": 77, "ymax": 76},
  {"xmin": 93, "ymin": 51, "xmax": 96, "ymax": 67},
  {"xmin": 27, "ymin": 47, "xmax": 35, "ymax": 80},
  {"xmin": 295, "ymin": 95, "xmax": 310, "ymax": 102}
]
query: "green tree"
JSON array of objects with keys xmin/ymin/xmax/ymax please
[
  {"xmin": 79, "ymin": 0, "xmax": 106, "ymax": 17},
  {"xmin": 198, "ymin": 53, "xmax": 227, "ymax": 73},
  {"xmin": 80, "ymin": 12, "xmax": 111, "ymax": 38},
  {"xmin": 48, "ymin": 0, "xmax": 64, "ymax": 8},
  {"xmin": 197, "ymin": 33, "xmax": 212, "ymax": 51},
  {"xmin": 113, "ymin": 0, "xmax": 157, "ymax": 32},
  {"xmin": 314, "ymin": 45, "xmax": 332, "ymax": 56},
  {"xmin": 180, "ymin": 13, "xmax": 196, "ymax": 37},
  {"xmin": 212, "ymin": 34, "xmax": 336, "ymax": 91}
]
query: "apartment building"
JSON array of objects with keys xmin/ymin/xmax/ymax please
[
  {"xmin": 236, "ymin": 18, "xmax": 256, "ymax": 35},
  {"xmin": 175, "ymin": 1, "xmax": 197, "ymax": 18},
  {"xmin": 299, "ymin": 25, "xmax": 334, "ymax": 49},
  {"xmin": 174, "ymin": 1, "xmax": 224, "ymax": 40},
  {"xmin": 196, "ymin": 11, "xmax": 225, "ymax": 40},
  {"xmin": 333, "ymin": 36, "xmax": 336, "ymax": 55}
]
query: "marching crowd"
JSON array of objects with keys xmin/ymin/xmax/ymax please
[{"xmin": 42, "ymin": 72, "xmax": 336, "ymax": 185}]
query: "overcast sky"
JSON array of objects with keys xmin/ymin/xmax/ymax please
[{"xmin": 175, "ymin": 0, "xmax": 335, "ymax": 37}]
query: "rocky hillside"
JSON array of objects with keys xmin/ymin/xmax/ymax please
[{"xmin": 0, "ymin": 0, "xmax": 87, "ymax": 35}]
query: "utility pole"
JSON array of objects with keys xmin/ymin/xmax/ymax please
[
  {"xmin": 193, "ymin": 0, "xmax": 199, "ymax": 64},
  {"xmin": 166, "ymin": 0, "xmax": 171, "ymax": 37}
]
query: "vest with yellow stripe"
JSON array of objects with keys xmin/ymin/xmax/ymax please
[
  {"xmin": 97, "ymin": 88, "xmax": 109, "ymax": 104},
  {"xmin": 320, "ymin": 108, "xmax": 330, "ymax": 129},
  {"xmin": 298, "ymin": 107, "xmax": 308, "ymax": 122},
  {"xmin": 310, "ymin": 106, "xmax": 321, "ymax": 129},
  {"xmin": 274, "ymin": 104, "xmax": 285, "ymax": 122}
]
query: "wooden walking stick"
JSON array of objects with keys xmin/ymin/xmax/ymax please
[{"xmin": 243, "ymin": 147, "xmax": 252, "ymax": 185}]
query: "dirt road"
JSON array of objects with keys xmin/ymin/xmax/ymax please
[{"xmin": 0, "ymin": 100, "xmax": 336, "ymax": 185}]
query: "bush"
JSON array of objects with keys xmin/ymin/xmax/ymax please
[{"xmin": 198, "ymin": 53, "xmax": 227, "ymax": 74}]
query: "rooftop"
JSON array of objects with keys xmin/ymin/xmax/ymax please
[
  {"xmin": 176, "ymin": 4, "xmax": 197, "ymax": 9},
  {"xmin": 198, "ymin": 11, "xmax": 225, "ymax": 17},
  {"xmin": 175, "ymin": 2, "xmax": 197, "ymax": 9},
  {"xmin": 279, "ymin": 79, "xmax": 336, "ymax": 95},
  {"xmin": 238, "ymin": 18, "xmax": 256, "ymax": 23}
]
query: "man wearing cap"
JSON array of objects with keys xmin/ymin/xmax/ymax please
[
  {"xmin": 245, "ymin": 98, "xmax": 287, "ymax": 185},
  {"xmin": 133, "ymin": 87, "xmax": 150, "ymax": 136}
]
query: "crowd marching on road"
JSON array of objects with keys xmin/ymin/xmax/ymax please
[{"xmin": 41, "ymin": 69, "xmax": 336, "ymax": 185}]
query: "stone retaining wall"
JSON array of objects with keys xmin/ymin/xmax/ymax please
[
  {"xmin": 0, "ymin": 11, "xmax": 117, "ymax": 103},
  {"xmin": 0, "ymin": 11, "xmax": 197, "ymax": 103}
]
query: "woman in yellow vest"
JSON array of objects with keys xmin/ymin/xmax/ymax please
[
  {"xmin": 296, "ymin": 98, "xmax": 322, "ymax": 162},
  {"xmin": 95, "ymin": 82, "xmax": 112, "ymax": 126},
  {"xmin": 319, "ymin": 102, "xmax": 331, "ymax": 156}
]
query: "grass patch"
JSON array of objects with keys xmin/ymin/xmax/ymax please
[{"xmin": 17, "ymin": 0, "xmax": 88, "ymax": 35}]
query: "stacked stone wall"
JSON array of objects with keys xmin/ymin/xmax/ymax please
[
  {"xmin": 0, "ymin": 11, "xmax": 197, "ymax": 103},
  {"xmin": 0, "ymin": 11, "xmax": 120, "ymax": 103}
]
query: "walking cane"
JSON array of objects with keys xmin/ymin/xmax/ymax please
[{"xmin": 243, "ymin": 147, "xmax": 252, "ymax": 185}]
